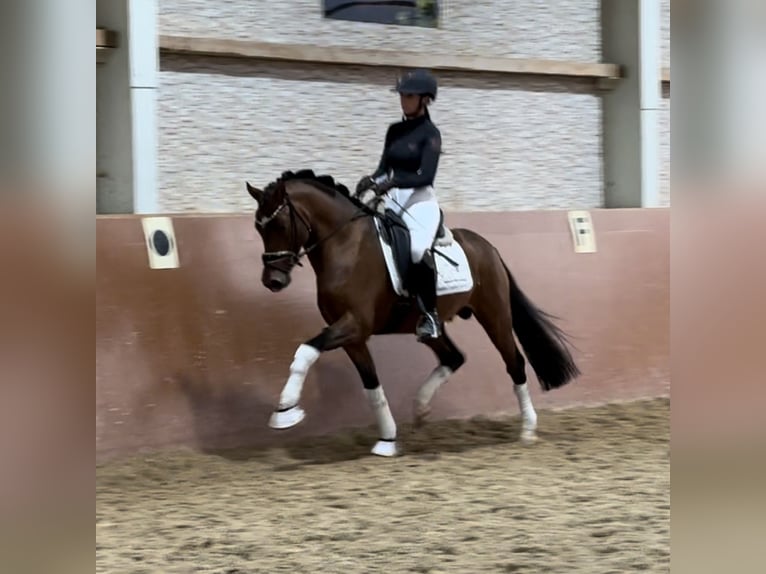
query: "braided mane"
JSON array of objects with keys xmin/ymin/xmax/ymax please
[
  {"xmin": 262, "ymin": 169, "xmax": 371, "ymax": 212},
  {"xmin": 263, "ymin": 169, "xmax": 350, "ymax": 197}
]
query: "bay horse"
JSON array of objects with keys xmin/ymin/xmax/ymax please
[{"xmin": 246, "ymin": 169, "xmax": 579, "ymax": 457}]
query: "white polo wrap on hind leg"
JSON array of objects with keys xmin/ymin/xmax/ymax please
[
  {"xmin": 513, "ymin": 383, "xmax": 537, "ymax": 430},
  {"xmin": 279, "ymin": 344, "xmax": 321, "ymax": 409},
  {"xmin": 417, "ymin": 365, "xmax": 453, "ymax": 407},
  {"xmin": 365, "ymin": 386, "xmax": 397, "ymax": 440}
]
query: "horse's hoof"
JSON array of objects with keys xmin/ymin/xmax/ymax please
[
  {"xmin": 520, "ymin": 428, "xmax": 538, "ymax": 444},
  {"xmin": 268, "ymin": 405, "xmax": 305, "ymax": 429},
  {"xmin": 371, "ymin": 439, "xmax": 400, "ymax": 457},
  {"xmin": 413, "ymin": 402, "xmax": 431, "ymax": 427}
]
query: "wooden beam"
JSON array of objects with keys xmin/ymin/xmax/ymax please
[
  {"xmin": 97, "ymin": 28, "xmax": 118, "ymax": 49},
  {"xmin": 159, "ymin": 35, "xmax": 623, "ymax": 81},
  {"xmin": 97, "ymin": 28, "xmax": 117, "ymax": 65}
]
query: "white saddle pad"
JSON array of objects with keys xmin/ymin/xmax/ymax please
[{"xmin": 374, "ymin": 218, "xmax": 474, "ymax": 297}]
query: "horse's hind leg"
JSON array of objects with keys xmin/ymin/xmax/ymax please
[
  {"xmin": 474, "ymin": 305, "xmax": 538, "ymax": 443},
  {"xmin": 344, "ymin": 342, "xmax": 399, "ymax": 457},
  {"xmin": 414, "ymin": 328, "xmax": 465, "ymax": 426}
]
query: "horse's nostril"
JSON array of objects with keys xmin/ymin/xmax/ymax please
[{"xmin": 268, "ymin": 279, "xmax": 284, "ymax": 290}]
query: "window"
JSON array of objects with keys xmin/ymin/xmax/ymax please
[{"xmin": 323, "ymin": 0, "xmax": 439, "ymax": 29}]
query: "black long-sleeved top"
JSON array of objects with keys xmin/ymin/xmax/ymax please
[{"xmin": 372, "ymin": 114, "xmax": 442, "ymax": 189}]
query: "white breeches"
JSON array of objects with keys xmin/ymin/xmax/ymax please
[{"xmin": 384, "ymin": 186, "xmax": 441, "ymax": 262}]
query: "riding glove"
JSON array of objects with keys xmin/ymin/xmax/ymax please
[
  {"xmin": 371, "ymin": 178, "xmax": 395, "ymax": 196},
  {"xmin": 355, "ymin": 175, "xmax": 374, "ymax": 196}
]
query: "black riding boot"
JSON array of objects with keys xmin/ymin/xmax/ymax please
[{"xmin": 413, "ymin": 252, "xmax": 442, "ymax": 341}]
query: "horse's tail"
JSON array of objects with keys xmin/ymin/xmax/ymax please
[{"xmin": 502, "ymin": 259, "xmax": 580, "ymax": 391}]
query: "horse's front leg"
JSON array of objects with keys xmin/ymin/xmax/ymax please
[
  {"xmin": 267, "ymin": 341, "xmax": 320, "ymax": 429},
  {"xmin": 343, "ymin": 342, "xmax": 399, "ymax": 457},
  {"xmin": 268, "ymin": 312, "xmax": 362, "ymax": 430}
]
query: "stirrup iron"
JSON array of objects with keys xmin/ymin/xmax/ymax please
[{"xmin": 416, "ymin": 312, "xmax": 442, "ymax": 341}]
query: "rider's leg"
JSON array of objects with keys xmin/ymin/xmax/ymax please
[
  {"xmin": 403, "ymin": 198, "xmax": 442, "ymax": 340},
  {"xmin": 412, "ymin": 249, "xmax": 441, "ymax": 340},
  {"xmin": 384, "ymin": 187, "xmax": 412, "ymax": 216}
]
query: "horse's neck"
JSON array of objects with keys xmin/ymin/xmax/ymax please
[
  {"xmin": 291, "ymin": 186, "xmax": 364, "ymax": 271},
  {"xmin": 292, "ymin": 186, "xmax": 353, "ymax": 231}
]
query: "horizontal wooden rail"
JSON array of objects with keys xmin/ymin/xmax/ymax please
[
  {"xmin": 159, "ymin": 35, "xmax": 623, "ymax": 81},
  {"xmin": 97, "ymin": 27, "xmax": 117, "ymax": 64},
  {"xmin": 97, "ymin": 28, "xmax": 117, "ymax": 49}
]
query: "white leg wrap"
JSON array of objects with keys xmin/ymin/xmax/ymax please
[
  {"xmin": 417, "ymin": 365, "xmax": 453, "ymax": 407},
  {"xmin": 514, "ymin": 383, "xmax": 538, "ymax": 436},
  {"xmin": 365, "ymin": 386, "xmax": 397, "ymax": 440},
  {"xmin": 278, "ymin": 344, "xmax": 321, "ymax": 409}
]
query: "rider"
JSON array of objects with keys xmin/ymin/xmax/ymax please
[{"xmin": 355, "ymin": 68, "xmax": 444, "ymax": 341}]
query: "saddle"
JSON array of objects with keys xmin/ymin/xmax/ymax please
[{"xmin": 376, "ymin": 208, "xmax": 447, "ymax": 290}]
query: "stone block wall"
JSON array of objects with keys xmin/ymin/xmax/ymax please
[{"xmin": 156, "ymin": 0, "xmax": 670, "ymax": 212}]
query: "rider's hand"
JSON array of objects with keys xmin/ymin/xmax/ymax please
[
  {"xmin": 372, "ymin": 179, "xmax": 394, "ymax": 196},
  {"xmin": 355, "ymin": 175, "xmax": 374, "ymax": 196}
]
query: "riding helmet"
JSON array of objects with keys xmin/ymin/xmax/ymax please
[{"xmin": 393, "ymin": 69, "xmax": 438, "ymax": 101}]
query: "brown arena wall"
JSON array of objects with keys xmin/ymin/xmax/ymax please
[{"xmin": 96, "ymin": 208, "xmax": 669, "ymax": 462}]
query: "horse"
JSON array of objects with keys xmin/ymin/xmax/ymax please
[{"xmin": 245, "ymin": 169, "xmax": 580, "ymax": 457}]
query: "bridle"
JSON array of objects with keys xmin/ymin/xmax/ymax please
[
  {"xmin": 256, "ymin": 194, "xmax": 312, "ymax": 273},
  {"xmin": 256, "ymin": 191, "xmax": 372, "ymax": 274}
]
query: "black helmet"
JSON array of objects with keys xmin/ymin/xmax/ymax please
[{"xmin": 394, "ymin": 69, "xmax": 437, "ymax": 101}]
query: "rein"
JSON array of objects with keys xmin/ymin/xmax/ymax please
[{"xmin": 258, "ymin": 191, "xmax": 377, "ymax": 272}]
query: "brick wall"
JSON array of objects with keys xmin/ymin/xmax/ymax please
[
  {"xmin": 660, "ymin": 0, "xmax": 671, "ymax": 207},
  {"xmin": 156, "ymin": 0, "xmax": 669, "ymax": 212},
  {"xmin": 160, "ymin": 0, "xmax": 601, "ymax": 60}
]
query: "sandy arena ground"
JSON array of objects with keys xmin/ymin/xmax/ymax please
[{"xmin": 97, "ymin": 397, "xmax": 669, "ymax": 573}]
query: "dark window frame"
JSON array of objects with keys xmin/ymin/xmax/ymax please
[{"xmin": 322, "ymin": 0, "xmax": 440, "ymax": 29}]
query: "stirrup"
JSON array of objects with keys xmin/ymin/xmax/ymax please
[{"xmin": 416, "ymin": 313, "xmax": 442, "ymax": 341}]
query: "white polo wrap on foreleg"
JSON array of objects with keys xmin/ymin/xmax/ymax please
[
  {"xmin": 279, "ymin": 344, "xmax": 321, "ymax": 409},
  {"xmin": 365, "ymin": 386, "xmax": 396, "ymax": 440}
]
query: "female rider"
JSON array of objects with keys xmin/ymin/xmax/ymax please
[{"xmin": 356, "ymin": 69, "xmax": 444, "ymax": 341}]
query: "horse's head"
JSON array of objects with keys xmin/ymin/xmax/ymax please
[{"xmin": 246, "ymin": 180, "xmax": 312, "ymax": 292}]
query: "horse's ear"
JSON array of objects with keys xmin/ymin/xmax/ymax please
[{"xmin": 246, "ymin": 182, "xmax": 262, "ymax": 203}]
